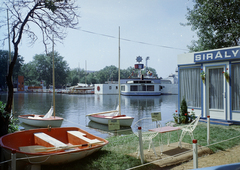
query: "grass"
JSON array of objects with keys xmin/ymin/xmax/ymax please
[{"xmin": 40, "ymin": 123, "xmax": 240, "ymax": 170}]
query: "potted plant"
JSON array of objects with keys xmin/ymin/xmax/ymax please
[
  {"xmin": 180, "ymin": 98, "xmax": 188, "ymax": 124},
  {"xmin": 173, "ymin": 110, "xmax": 179, "ymax": 124},
  {"xmin": 200, "ymin": 71, "xmax": 206, "ymax": 83},
  {"xmin": 223, "ymin": 71, "xmax": 229, "ymax": 83},
  {"xmin": 180, "ymin": 114, "xmax": 187, "ymax": 124},
  {"xmin": 189, "ymin": 109, "xmax": 196, "ymax": 122}
]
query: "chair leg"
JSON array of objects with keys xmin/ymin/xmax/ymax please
[
  {"xmin": 189, "ymin": 132, "xmax": 194, "ymax": 141},
  {"xmin": 178, "ymin": 130, "xmax": 187, "ymax": 148},
  {"xmin": 151, "ymin": 142, "xmax": 158, "ymax": 158},
  {"xmin": 148, "ymin": 141, "xmax": 152, "ymax": 152},
  {"xmin": 136, "ymin": 144, "xmax": 140, "ymax": 159}
]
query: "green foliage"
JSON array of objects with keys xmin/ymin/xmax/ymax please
[
  {"xmin": 184, "ymin": 0, "xmax": 240, "ymax": 52},
  {"xmin": 180, "ymin": 97, "xmax": 188, "ymax": 123},
  {"xmin": 0, "ymin": 50, "xmax": 24, "ymax": 90},
  {"xmin": 20, "ymin": 52, "xmax": 70, "ymax": 87},
  {"xmin": 0, "ymin": 101, "xmax": 18, "ymax": 133},
  {"xmin": 0, "ymin": 101, "xmax": 6, "ymax": 114},
  {"xmin": 45, "ymin": 0, "xmax": 58, "ymax": 12},
  {"xmin": 8, "ymin": 117, "xmax": 19, "ymax": 133},
  {"xmin": 180, "ymin": 97, "xmax": 188, "ymax": 115},
  {"xmin": 95, "ymin": 65, "xmax": 118, "ymax": 84},
  {"xmin": 67, "ymin": 68, "xmax": 85, "ymax": 86}
]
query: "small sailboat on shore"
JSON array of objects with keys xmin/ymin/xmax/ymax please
[
  {"xmin": 18, "ymin": 36, "xmax": 63, "ymax": 127},
  {"xmin": 87, "ymin": 27, "xmax": 134, "ymax": 127}
]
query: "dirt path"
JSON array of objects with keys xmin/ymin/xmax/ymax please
[
  {"xmin": 130, "ymin": 142, "xmax": 240, "ymax": 169},
  {"xmin": 171, "ymin": 144, "xmax": 240, "ymax": 169}
]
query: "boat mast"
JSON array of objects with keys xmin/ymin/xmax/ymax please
[
  {"xmin": 52, "ymin": 34, "xmax": 56, "ymax": 118},
  {"xmin": 118, "ymin": 27, "xmax": 121, "ymax": 115}
]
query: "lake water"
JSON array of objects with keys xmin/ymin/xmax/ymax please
[{"xmin": 0, "ymin": 93, "xmax": 178, "ymax": 138}]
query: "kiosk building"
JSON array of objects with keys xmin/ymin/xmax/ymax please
[{"xmin": 178, "ymin": 46, "xmax": 240, "ymax": 124}]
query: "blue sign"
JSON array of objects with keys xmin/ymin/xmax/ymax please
[{"xmin": 194, "ymin": 47, "xmax": 240, "ymax": 62}]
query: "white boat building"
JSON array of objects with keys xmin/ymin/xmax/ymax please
[
  {"xmin": 95, "ymin": 81, "xmax": 119, "ymax": 95},
  {"xmin": 94, "ymin": 77, "xmax": 162, "ymax": 96},
  {"xmin": 120, "ymin": 78, "xmax": 162, "ymax": 96},
  {"xmin": 94, "ymin": 74, "xmax": 178, "ymax": 95},
  {"xmin": 178, "ymin": 46, "xmax": 240, "ymax": 124},
  {"xmin": 160, "ymin": 68, "xmax": 178, "ymax": 95}
]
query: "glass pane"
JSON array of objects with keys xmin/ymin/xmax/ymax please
[
  {"xmin": 130, "ymin": 85, "xmax": 138, "ymax": 91},
  {"xmin": 147, "ymin": 85, "xmax": 154, "ymax": 91},
  {"xmin": 209, "ymin": 68, "xmax": 223, "ymax": 109},
  {"xmin": 179, "ymin": 68, "xmax": 201, "ymax": 107},
  {"xmin": 232, "ymin": 64, "xmax": 240, "ymax": 111}
]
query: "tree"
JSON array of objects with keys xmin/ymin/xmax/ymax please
[
  {"xmin": 0, "ymin": 0, "xmax": 79, "ymax": 136},
  {"xmin": 19, "ymin": 62, "xmax": 40, "ymax": 86},
  {"xmin": 184, "ymin": 0, "xmax": 240, "ymax": 52},
  {"xmin": 95, "ymin": 65, "xmax": 118, "ymax": 83},
  {"xmin": 20, "ymin": 52, "xmax": 70, "ymax": 87},
  {"xmin": 68, "ymin": 68, "xmax": 86, "ymax": 86},
  {"xmin": 0, "ymin": 50, "xmax": 24, "ymax": 90}
]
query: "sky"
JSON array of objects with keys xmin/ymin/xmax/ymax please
[{"xmin": 2, "ymin": 0, "xmax": 197, "ymax": 78}]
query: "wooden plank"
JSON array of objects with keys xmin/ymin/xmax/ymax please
[
  {"xmin": 34, "ymin": 132, "xmax": 67, "ymax": 147},
  {"xmin": 67, "ymin": 131, "xmax": 101, "ymax": 144},
  {"xmin": 19, "ymin": 145, "xmax": 46, "ymax": 153}
]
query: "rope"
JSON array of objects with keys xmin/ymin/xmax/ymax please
[
  {"xmin": 63, "ymin": 118, "xmax": 86, "ymax": 128},
  {"xmin": 0, "ymin": 159, "xmax": 11, "ymax": 165},
  {"xmin": 24, "ymin": 154, "xmax": 50, "ymax": 164},
  {"xmin": 127, "ymin": 133, "xmax": 240, "ymax": 169}
]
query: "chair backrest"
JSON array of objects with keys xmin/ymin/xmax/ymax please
[
  {"xmin": 190, "ymin": 114, "xmax": 201, "ymax": 131},
  {"xmin": 133, "ymin": 117, "xmax": 161, "ymax": 138}
]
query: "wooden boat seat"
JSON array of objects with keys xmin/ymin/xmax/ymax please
[
  {"xmin": 67, "ymin": 131, "xmax": 101, "ymax": 144},
  {"xmin": 34, "ymin": 132, "xmax": 67, "ymax": 147}
]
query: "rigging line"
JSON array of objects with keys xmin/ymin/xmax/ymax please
[{"xmin": 80, "ymin": 29, "xmax": 189, "ymax": 51}]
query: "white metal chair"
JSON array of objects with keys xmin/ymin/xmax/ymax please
[
  {"xmin": 133, "ymin": 117, "xmax": 161, "ymax": 158},
  {"xmin": 178, "ymin": 114, "xmax": 201, "ymax": 148}
]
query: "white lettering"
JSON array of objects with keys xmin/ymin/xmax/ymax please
[
  {"xmin": 225, "ymin": 51, "xmax": 231, "ymax": 58},
  {"xmin": 207, "ymin": 53, "xmax": 213, "ymax": 60},
  {"xmin": 203, "ymin": 54, "xmax": 205, "ymax": 60},
  {"xmin": 215, "ymin": 51, "xmax": 223, "ymax": 59},
  {"xmin": 232, "ymin": 50, "xmax": 239, "ymax": 57},
  {"xmin": 195, "ymin": 55, "xmax": 201, "ymax": 61}
]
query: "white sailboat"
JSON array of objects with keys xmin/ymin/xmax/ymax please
[
  {"xmin": 87, "ymin": 27, "xmax": 134, "ymax": 127},
  {"xmin": 18, "ymin": 35, "xmax": 63, "ymax": 127}
]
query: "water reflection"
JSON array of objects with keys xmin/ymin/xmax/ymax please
[
  {"xmin": 88, "ymin": 121, "xmax": 133, "ymax": 136},
  {"xmin": 0, "ymin": 93, "xmax": 178, "ymax": 138}
]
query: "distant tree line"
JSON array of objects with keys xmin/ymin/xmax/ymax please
[{"xmin": 0, "ymin": 50, "xmax": 158, "ymax": 90}]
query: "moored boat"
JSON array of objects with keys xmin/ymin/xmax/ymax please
[
  {"xmin": 120, "ymin": 79, "xmax": 162, "ymax": 96},
  {"xmin": 120, "ymin": 56, "xmax": 162, "ymax": 96},
  {"xmin": 87, "ymin": 108, "xmax": 134, "ymax": 127},
  {"xmin": 18, "ymin": 106, "xmax": 63, "ymax": 127},
  {"xmin": 0, "ymin": 127, "xmax": 108, "ymax": 166},
  {"xmin": 87, "ymin": 27, "xmax": 134, "ymax": 127},
  {"xmin": 18, "ymin": 37, "xmax": 64, "ymax": 128}
]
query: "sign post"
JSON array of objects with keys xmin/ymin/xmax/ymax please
[
  {"xmin": 151, "ymin": 112, "xmax": 161, "ymax": 121},
  {"xmin": 108, "ymin": 120, "xmax": 120, "ymax": 131}
]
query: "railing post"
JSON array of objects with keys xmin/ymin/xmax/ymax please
[
  {"xmin": 138, "ymin": 127, "xmax": 144, "ymax": 164},
  {"xmin": 207, "ymin": 115, "xmax": 210, "ymax": 145},
  {"xmin": 11, "ymin": 149, "xmax": 16, "ymax": 170},
  {"xmin": 193, "ymin": 139, "xmax": 198, "ymax": 169}
]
